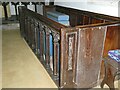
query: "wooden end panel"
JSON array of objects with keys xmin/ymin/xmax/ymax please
[
  {"xmin": 60, "ymin": 26, "xmax": 107, "ymax": 88},
  {"xmin": 76, "ymin": 27, "xmax": 107, "ymax": 88}
]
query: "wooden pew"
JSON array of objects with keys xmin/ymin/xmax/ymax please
[{"xmin": 18, "ymin": 5, "xmax": 120, "ymax": 88}]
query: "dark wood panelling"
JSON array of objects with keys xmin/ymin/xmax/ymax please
[
  {"xmin": 44, "ymin": 5, "xmax": 120, "ymax": 26},
  {"xmin": 91, "ymin": 18, "xmax": 104, "ymax": 24},
  {"xmin": 76, "ymin": 27, "xmax": 107, "ymax": 88},
  {"xmin": 69, "ymin": 11, "xmax": 78, "ymax": 27},
  {"xmin": 19, "ymin": 6, "xmax": 120, "ymax": 89},
  {"xmin": 60, "ymin": 28, "xmax": 79, "ymax": 87},
  {"xmin": 103, "ymin": 25, "xmax": 120, "ymax": 56},
  {"xmin": 83, "ymin": 15, "xmax": 90, "ymax": 25},
  {"xmin": 60, "ymin": 26, "xmax": 107, "ymax": 88}
]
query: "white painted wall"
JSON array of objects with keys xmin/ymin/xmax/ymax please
[
  {"xmin": 37, "ymin": 4, "xmax": 43, "ymax": 15},
  {"xmin": 5, "ymin": 0, "xmax": 120, "ymax": 17},
  {"xmin": 54, "ymin": 0, "xmax": 120, "ymax": 17}
]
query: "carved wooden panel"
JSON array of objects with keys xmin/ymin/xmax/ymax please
[
  {"xmin": 60, "ymin": 26, "xmax": 107, "ymax": 88},
  {"xmin": 52, "ymin": 33, "xmax": 60, "ymax": 76},
  {"xmin": 60, "ymin": 28, "xmax": 79, "ymax": 87},
  {"xmin": 19, "ymin": 6, "xmax": 120, "ymax": 88}
]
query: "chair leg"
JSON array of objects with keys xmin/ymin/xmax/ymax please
[{"xmin": 101, "ymin": 60, "xmax": 116, "ymax": 90}]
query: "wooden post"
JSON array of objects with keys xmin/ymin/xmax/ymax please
[
  {"xmin": 39, "ymin": 24, "xmax": 45, "ymax": 61},
  {"xmin": 34, "ymin": 21, "xmax": 39, "ymax": 54},
  {"xmin": 27, "ymin": 17, "xmax": 31, "ymax": 45},
  {"xmin": 2, "ymin": 2, "xmax": 9, "ymax": 20},
  {"xmin": 18, "ymin": 6, "xmax": 26, "ymax": 37},
  {"xmin": 45, "ymin": 27, "xmax": 51, "ymax": 66},
  {"xmin": 53, "ymin": 33, "xmax": 60, "ymax": 76}
]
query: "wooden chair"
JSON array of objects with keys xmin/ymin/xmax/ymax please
[{"xmin": 101, "ymin": 57, "xmax": 120, "ymax": 90}]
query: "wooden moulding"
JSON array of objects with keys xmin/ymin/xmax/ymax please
[
  {"xmin": 19, "ymin": 6, "xmax": 120, "ymax": 88},
  {"xmin": 60, "ymin": 26, "xmax": 107, "ymax": 88}
]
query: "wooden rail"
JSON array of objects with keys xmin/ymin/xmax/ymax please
[{"xmin": 18, "ymin": 6, "xmax": 120, "ymax": 88}]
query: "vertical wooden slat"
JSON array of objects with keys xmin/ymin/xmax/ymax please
[
  {"xmin": 32, "ymin": 19, "xmax": 36, "ymax": 51},
  {"xmin": 69, "ymin": 11, "xmax": 78, "ymax": 27},
  {"xmin": 53, "ymin": 33, "xmax": 60, "ymax": 76},
  {"xmin": 31, "ymin": 19, "xmax": 35, "ymax": 50},
  {"xmin": 18, "ymin": 6, "xmax": 26, "ymax": 37},
  {"xmin": 39, "ymin": 23, "xmax": 44, "ymax": 60},
  {"xmin": 83, "ymin": 15, "xmax": 90, "ymax": 25},
  {"xmin": 45, "ymin": 27, "xmax": 50, "ymax": 66},
  {"xmin": 27, "ymin": 17, "xmax": 31, "ymax": 45},
  {"xmin": 25, "ymin": 17, "xmax": 28, "ymax": 41},
  {"xmin": 35, "ymin": 21, "xmax": 39, "ymax": 54},
  {"xmin": 37, "ymin": 23, "xmax": 41, "ymax": 55},
  {"xmin": 29, "ymin": 18, "xmax": 32, "ymax": 48}
]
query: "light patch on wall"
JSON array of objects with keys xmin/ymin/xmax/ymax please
[
  {"xmin": 54, "ymin": 0, "xmax": 87, "ymax": 2},
  {"xmin": 55, "ymin": 0, "xmax": 119, "ymax": 16},
  {"xmin": 87, "ymin": 0, "xmax": 119, "ymax": 7}
]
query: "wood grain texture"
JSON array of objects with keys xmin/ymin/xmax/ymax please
[
  {"xmin": 19, "ymin": 6, "xmax": 120, "ymax": 88},
  {"xmin": 103, "ymin": 25, "xmax": 120, "ymax": 57},
  {"xmin": 60, "ymin": 26, "xmax": 107, "ymax": 88}
]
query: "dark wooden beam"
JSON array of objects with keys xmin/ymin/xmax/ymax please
[{"xmin": 2, "ymin": 2, "xmax": 9, "ymax": 20}]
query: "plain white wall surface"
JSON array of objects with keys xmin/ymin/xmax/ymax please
[
  {"xmin": 54, "ymin": 0, "xmax": 119, "ymax": 17},
  {"xmin": 7, "ymin": 0, "xmax": 120, "ymax": 17}
]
